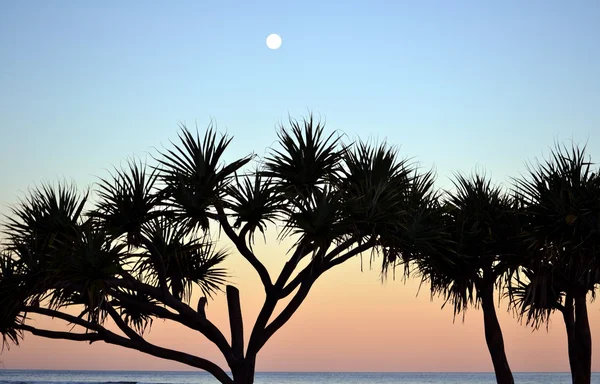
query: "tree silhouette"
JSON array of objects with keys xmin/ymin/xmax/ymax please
[
  {"xmin": 0, "ymin": 115, "xmax": 442, "ymax": 384},
  {"xmin": 385, "ymin": 173, "xmax": 521, "ymax": 384},
  {"xmin": 509, "ymin": 142, "xmax": 600, "ymax": 384}
]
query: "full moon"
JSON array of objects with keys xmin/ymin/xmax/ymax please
[{"xmin": 266, "ymin": 34, "xmax": 282, "ymax": 50}]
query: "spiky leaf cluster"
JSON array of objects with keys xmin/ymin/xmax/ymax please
[
  {"xmin": 0, "ymin": 125, "xmax": 251, "ymax": 344},
  {"xmin": 507, "ymin": 143, "xmax": 600, "ymax": 326},
  {"xmin": 0, "ymin": 115, "xmax": 459, "ymax": 349},
  {"xmin": 404, "ymin": 173, "xmax": 523, "ymax": 317}
]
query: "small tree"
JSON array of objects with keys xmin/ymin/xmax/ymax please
[
  {"xmin": 0, "ymin": 116, "xmax": 440, "ymax": 384},
  {"xmin": 388, "ymin": 173, "xmax": 521, "ymax": 384},
  {"xmin": 510, "ymin": 142, "xmax": 600, "ymax": 384}
]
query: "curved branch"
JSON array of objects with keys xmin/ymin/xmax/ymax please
[
  {"xmin": 246, "ymin": 239, "xmax": 317, "ymax": 356},
  {"xmin": 280, "ymin": 265, "xmax": 311, "ymax": 298},
  {"xmin": 215, "ymin": 206, "xmax": 273, "ymax": 290},
  {"xmin": 22, "ymin": 306, "xmax": 104, "ymax": 332},
  {"xmin": 18, "ymin": 313, "xmax": 234, "ymax": 384},
  {"xmin": 274, "ymin": 239, "xmax": 312, "ymax": 289},
  {"xmin": 258, "ymin": 280, "xmax": 315, "ymax": 352},
  {"xmin": 107, "ymin": 279, "xmax": 234, "ymax": 365},
  {"xmin": 105, "ymin": 302, "xmax": 145, "ymax": 343},
  {"xmin": 109, "ymin": 289, "xmax": 180, "ymax": 321},
  {"xmin": 280, "ymin": 242, "xmax": 332, "ymax": 298},
  {"xmin": 108, "ymin": 277, "xmax": 197, "ymax": 316},
  {"xmin": 113, "ymin": 274, "xmax": 196, "ymax": 316},
  {"xmin": 17, "ymin": 324, "xmax": 102, "ymax": 342},
  {"xmin": 323, "ymin": 237, "xmax": 376, "ymax": 272},
  {"xmin": 118, "ymin": 339, "xmax": 233, "ymax": 384},
  {"xmin": 245, "ymin": 240, "xmax": 312, "ymax": 355},
  {"xmin": 323, "ymin": 235, "xmax": 361, "ymax": 262}
]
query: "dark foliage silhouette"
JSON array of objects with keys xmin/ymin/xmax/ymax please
[{"xmin": 0, "ymin": 115, "xmax": 442, "ymax": 384}]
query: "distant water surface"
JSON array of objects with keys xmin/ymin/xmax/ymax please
[{"xmin": 1, "ymin": 370, "xmax": 599, "ymax": 384}]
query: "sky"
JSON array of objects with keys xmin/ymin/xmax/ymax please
[{"xmin": 1, "ymin": 0, "xmax": 600, "ymax": 373}]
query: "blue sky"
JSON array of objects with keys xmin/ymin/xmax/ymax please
[{"xmin": 1, "ymin": 0, "xmax": 599, "ymax": 208}]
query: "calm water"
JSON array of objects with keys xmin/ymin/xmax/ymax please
[{"xmin": 1, "ymin": 370, "xmax": 599, "ymax": 384}]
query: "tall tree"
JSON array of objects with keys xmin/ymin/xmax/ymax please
[
  {"xmin": 388, "ymin": 173, "xmax": 521, "ymax": 384},
  {"xmin": 0, "ymin": 116, "xmax": 442, "ymax": 384},
  {"xmin": 510, "ymin": 142, "xmax": 600, "ymax": 384}
]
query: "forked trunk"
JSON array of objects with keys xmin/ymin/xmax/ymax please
[
  {"xmin": 231, "ymin": 360, "xmax": 255, "ymax": 384},
  {"xmin": 230, "ymin": 356, "xmax": 256, "ymax": 384},
  {"xmin": 480, "ymin": 285, "xmax": 514, "ymax": 384},
  {"xmin": 564, "ymin": 295, "xmax": 592, "ymax": 384}
]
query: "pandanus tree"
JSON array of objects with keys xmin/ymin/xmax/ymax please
[
  {"xmin": 510, "ymin": 143, "xmax": 600, "ymax": 384},
  {"xmin": 389, "ymin": 173, "xmax": 522, "ymax": 384},
  {"xmin": 0, "ymin": 116, "xmax": 442, "ymax": 384}
]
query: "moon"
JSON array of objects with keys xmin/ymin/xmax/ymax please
[{"xmin": 266, "ymin": 34, "xmax": 282, "ymax": 50}]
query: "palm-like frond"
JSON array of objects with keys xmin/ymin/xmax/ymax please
[
  {"xmin": 182, "ymin": 241, "xmax": 228, "ymax": 300},
  {"xmin": 399, "ymin": 172, "xmax": 521, "ymax": 317},
  {"xmin": 506, "ymin": 268, "xmax": 563, "ymax": 329},
  {"xmin": 44, "ymin": 227, "xmax": 125, "ymax": 324},
  {"xmin": 0, "ymin": 251, "xmax": 27, "ymax": 349},
  {"xmin": 282, "ymin": 186, "xmax": 347, "ymax": 250},
  {"xmin": 3, "ymin": 182, "xmax": 88, "ymax": 252},
  {"xmin": 384, "ymin": 169, "xmax": 450, "ymax": 265},
  {"xmin": 0, "ymin": 297, "xmax": 25, "ymax": 350},
  {"xmin": 157, "ymin": 124, "xmax": 252, "ymax": 231},
  {"xmin": 1, "ymin": 249, "xmax": 22, "ymax": 279},
  {"xmin": 137, "ymin": 217, "xmax": 228, "ymax": 301},
  {"xmin": 420, "ymin": 256, "xmax": 479, "ymax": 318},
  {"xmin": 338, "ymin": 141, "xmax": 413, "ymax": 240},
  {"xmin": 514, "ymin": 142, "xmax": 600, "ymax": 292},
  {"xmin": 225, "ymin": 173, "xmax": 280, "ymax": 245},
  {"xmin": 114, "ymin": 289, "xmax": 158, "ymax": 335},
  {"xmin": 2, "ymin": 183, "xmax": 89, "ymax": 287},
  {"xmin": 262, "ymin": 115, "xmax": 344, "ymax": 199},
  {"xmin": 448, "ymin": 173, "xmax": 520, "ymax": 265},
  {"xmin": 90, "ymin": 159, "xmax": 162, "ymax": 246}
]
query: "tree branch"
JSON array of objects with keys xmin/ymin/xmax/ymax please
[
  {"xmin": 17, "ymin": 324, "xmax": 102, "ymax": 342},
  {"xmin": 274, "ymin": 239, "xmax": 312, "ymax": 289},
  {"xmin": 113, "ymin": 274, "xmax": 196, "ymax": 317},
  {"xmin": 245, "ymin": 239, "xmax": 313, "ymax": 356},
  {"xmin": 105, "ymin": 302, "xmax": 145, "ymax": 343},
  {"xmin": 107, "ymin": 279, "xmax": 234, "ymax": 365},
  {"xmin": 280, "ymin": 265, "xmax": 312, "ymax": 298},
  {"xmin": 215, "ymin": 206, "xmax": 273, "ymax": 291},
  {"xmin": 323, "ymin": 237, "xmax": 376, "ymax": 272},
  {"xmin": 18, "ymin": 313, "xmax": 234, "ymax": 384},
  {"xmin": 22, "ymin": 306, "xmax": 104, "ymax": 332},
  {"xmin": 108, "ymin": 289, "xmax": 181, "ymax": 321},
  {"xmin": 110, "ymin": 277, "xmax": 210, "ymax": 321},
  {"xmin": 252, "ymin": 238, "xmax": 373, "ymax": 351},
  {"xmin": 259, "ymin": 280, "xmax": 315, "ymax": 351},
  {"xmin": 226, "ymin": 285, "xmax": 244, "ymax": 359},
  {"xmin": 280, "ymin": 242, "xmax": 334, "ymax": 298},
  {"xmin": 323, "ymin": 235, "xmax": 361, "ymax": 262}
]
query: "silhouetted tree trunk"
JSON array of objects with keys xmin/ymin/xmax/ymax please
[
  {"xmin": 574, "ymin": 295, "xmax": 592, "ymax": 384},
  {"xmin": 564, "ymin": 294, "xmax": 592, "ymax": 384},
  {"xmin": 225, "ymin": 286, "xmax": 256, "ymax": 384},
  {"xmin": 230, "ymin": 358, "xmax": 256, "ymax": 384},
  {"xmin": 480, "ymin": 285, "xmax": 514, "ymax": 384},
  {"xmin": 562, "ymin": 295, "xmax": 579, "ymax": 383}
]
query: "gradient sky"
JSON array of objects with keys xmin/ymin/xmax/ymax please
[{"xmin": 1, "ymin": 0, "xmax": 600, "ymax": 373}]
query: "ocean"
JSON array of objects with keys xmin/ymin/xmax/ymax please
[{"xmin": 1, "ymin": 370, "xmax": 599, "ymax": 384}]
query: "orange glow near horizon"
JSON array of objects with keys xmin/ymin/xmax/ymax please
[{"xmin": 3, "ymin": 232, "xmax": 599, "ymax": 373}]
